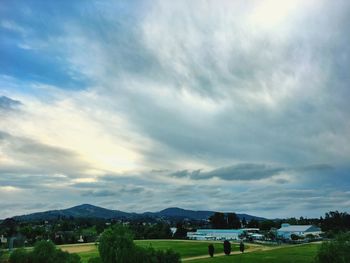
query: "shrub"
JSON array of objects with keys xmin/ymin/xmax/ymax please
[
  {"xmin": 208, "ymin": 244, "xmax": 214, "ymax": 257},
  {"xmin": 9, "ymin": 241, "xmax": 81, "ymax": 263},
  {"xmin": 315, "ymin": 233, "xmax": 350, "ymax": 263},
  {"xmin": 155, "ymin": 249, "xmax": 180, "ymax": 263},
  {"xmin": 88, "ymin": 258, "xmax": 102, "ymax": 263},
  {"xmin": 291, "ymin": 234, "xmax": 300, "ymax": 240},
  {"xmin": 98, "ymin": 225, "xmax": 180, "ymax": 263},
  {"xmin": 240, "ymin": 241, "xmax": 245, "ymax": 253},
  {"xmin": 9, "ymin": 249, "xmax": 31, "ymax": 263},
  {"xmin": 223, "ymin": 240, "xmax": 231, "ymax": 256},
  {"xmin": 54, "ymin": 250, "xmax": 80, "ymax": 263},
  {"xmin": 32, "ymin": 241, "xmax": 56, "ymax": 263}
]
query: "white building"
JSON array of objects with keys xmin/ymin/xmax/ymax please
[
  {"xmin": 187, "ymin": 229, "xmax": 257, "ymax": 241},
  {"xmin": 277, "ymin": 224, "xmax": 322, "ymax": 239},
  {"xmin": 170, "ymin": 227, "xmax": 177, "ymax": 236},
  {"xmin": 0, "ymin": 235, "xmax": 7, "ymax": 244}
]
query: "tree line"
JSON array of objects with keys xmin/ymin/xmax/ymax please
[{"xmin": 208, "ymin": 211, "xmax": 350, "ymax": 234}]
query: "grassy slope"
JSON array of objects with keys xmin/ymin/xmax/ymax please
[{"xmin": 187, "ymin": 243, "xmax": 320, "ymax": 263}]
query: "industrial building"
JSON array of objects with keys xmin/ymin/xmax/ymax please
[{"xmin": 277, "ymin": 223, "xmax": 322, "ymax": 239}]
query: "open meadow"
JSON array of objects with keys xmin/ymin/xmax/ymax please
[
  {"xmin": 69, "ymin": 240, "xmax": 236, "ymax": 263},
  {"xmin": 187, "ymin": 243, "xmax": 320, "ymax": 263},
  {"xmin": 57, "ymin": 240, "xmax": 320, "ymax": 263}
]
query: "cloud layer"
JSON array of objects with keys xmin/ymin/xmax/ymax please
[{"xmin": 0, "ymin": 0, "xmax": 349, "ymax": 218}]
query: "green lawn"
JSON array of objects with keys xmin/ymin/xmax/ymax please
[
  {"xmin": 78, "ymin": 250, "xmax": 100, "ymax": 263},
  {"xmin": 135, "ymin": 240, "xmax": 231, "ymax": 258},
  {"xmin": 0, "ymin": 250, "xmax": 9, "ymax": 263},
  {"xmin": 187, "ymin": 243, "xmax": 320, "ymax": 263},
  {"xmin": 2, "ymin": 241, "xmax": 320, "ymax": 263},
  {"xmin": 77, "ymin": 240, "xmax": 238, "ymax": 262}
]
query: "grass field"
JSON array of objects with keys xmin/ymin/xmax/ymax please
[
  {"xmin": 135, "ymin": 240, "xmax": 230, "ymax": 258},
  {"xmin": 74, "ymin": 241, "xmax": 320, "ymax": 263},
  {"xmin": 187, "ymin": 243, "xmax": 320, "ymax": 263},
  {"xmin": 75, "ymin": 240, "xmax": 237, "ymax": 263},
  {"xmin": 1, "ymin": 241, "xmax": 320, "ymax": 263}
]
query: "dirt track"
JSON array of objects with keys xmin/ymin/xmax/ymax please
[{"xmin": 59, "ymin": 243, "xmax": 97, "ymax": 253}]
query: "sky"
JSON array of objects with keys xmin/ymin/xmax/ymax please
[{"xmin": 0, "ymin": 0, "xmax": 350, "ymax": 219}]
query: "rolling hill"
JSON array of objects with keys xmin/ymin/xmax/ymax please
[{"xmin": 12, "ymin": 204, "xmax": 266, "ymax": 222}]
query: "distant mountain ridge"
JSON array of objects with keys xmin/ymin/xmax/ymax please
[{"xmin": 12, "ymin": 204, "xmax": 266, "ymax": 222}]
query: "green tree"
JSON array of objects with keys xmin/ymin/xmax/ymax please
[
  {"xmin": 98, "ymin": 226, "xmax": 135, "ymax": 263},
  {"xmin": 227, "ymin": 213, "xmax": 241, "ymax": 229},
  {"xmin": 98, "ymin": 225, "xmax": 180, "ymax": 263},
  {"xmin": 173, "ymin": 223, "xmax": 187, "ymax": 239},
  {"xmin": 259, "ymin": 220, "xmax": 276, "ymax": 231},
  {"xmin": 315, "ymin": 233, "xmax": 350, "ymax": 263},
  {"xmin": 10, "ymin": 241, "xmax": 80, "ymax": 263},
  {"xmin": 208, "ymin": 244, "xmax": 214, "ymax": 257},
  {"xmin": 239, "ymin": 241, "xmax": 245, "ymax": 253},
  {"xmin": 223, "ymin": 240, "xmax": 231, "ymax": 256},
  {"xmin": 32, "ymin": 241, "xmax": 56, "ymax": 263},
  {"xmin": 209, "ymin": 213, "xmax": 226, "ymax": 229},
  {"xmin": 247, "ymin": 219, "xmax": 259, "ymax": 228},
  {"xmin": 9, "ymin": 248, "xmax": 31, "ymax": 263}
]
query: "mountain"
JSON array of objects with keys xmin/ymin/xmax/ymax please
[
  {"xmin": 12, "ymin": 204, "xmax": 266, "ymax": 222},
  {"xmin": 13, "ymin": 204, "xmax": 133, "ymax": 221}
]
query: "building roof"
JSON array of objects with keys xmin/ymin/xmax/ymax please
[
  {"xmin": 278, "ymin": 225, "xmax": 320, "ymax": 232},
  {"xmin": 197, "ymin": 229, "xmax": 243, "ymax": 233}
]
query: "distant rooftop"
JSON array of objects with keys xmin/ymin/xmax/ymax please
[
  {"xmin": 197, "ymin": 229, "xmax": 243, "ymax": 233},
  {"xmin": 278, "ymin": 225, "xmax": 320, "ymax": 232}
]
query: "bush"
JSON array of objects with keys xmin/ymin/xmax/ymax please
[
  {"xmin": 54, "ymin": 250, "xmax": 80, "ymax": 263},
  {"xmin": 88, "ymin": 258, "xmax": 102, "ymax": 263},
  {"xmin": 223, "ymin": 240, "xmax": 231, "ymax": 256},
  {"xmin": 240, "ymin": 241, "xmax": 245, "ymax": 253},
  {"xmin": 9, "ymin": 249, "xmax": 31, "ymax": 263},
  {"xmin": 291, "ymin": 234, "xmax": 300, "ymax": 240},
  {"xmin": 32, "ymin": 241, "xmax": 56, "ymax": 263},
  {"xmin": 10, "ymin": 241, "xmax": 81, "ymax": 263},
  {"xmin": 155, "ymin": 249, "xmax": 180, "ymax": 263},
  {"xmin": 98, "ymin": 225, "xmax": 180, "ymax": 263},
  {"xmin": 208, "ymin": 244, "xmax": 214, "ymax": 257},
  {"xmin": 315, "ymin": 233, "xmax": 350, "ymax": 263}
]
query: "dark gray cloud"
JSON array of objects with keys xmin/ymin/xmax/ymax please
[
  {"xmin": 81, "ymin": 185, "xmax": 145, "ymax": 198},
  {"xmin": 170, "ymin": 163, "xmax": 333, "ymax": 181},
  {"xmin": 201, "ymin": 164, "xmax": 285, "ymax": 181}
]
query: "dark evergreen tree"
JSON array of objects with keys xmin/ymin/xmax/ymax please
[
  {"xmin": 223, "ymin": 240, "xmax": 231, "ymax": 256},
  {"xmin": 247, "ymin": 219, "xmax": 259, "ymax": 228},
  {"xmin": 227, "ymin": 213, "xmax": 241, "ymax": 229},
  {"xmin": 173, "ymin": 222, "xmax": 187, "ymax": 239},
  {"xmin": 239, "ymin": 241, "xmax": 245, "ymax": 253},
  {"xmin": 208, "ymin": 244, "xmax": 214, "ymax": 257},
  {"xmin": 209, "ymin": 212, "xmax": 227, "ymax": 229}
]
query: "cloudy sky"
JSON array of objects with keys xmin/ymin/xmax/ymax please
[{"xmin": 1, "ymin": 0, "xmax": 350, "ymax": 219}]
